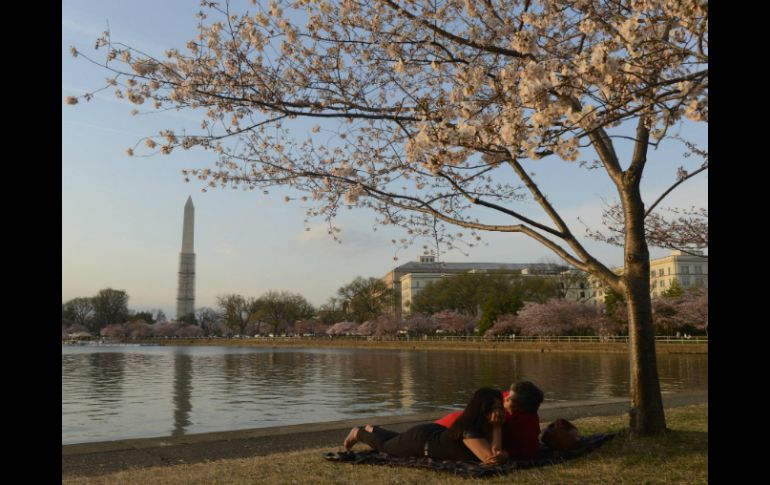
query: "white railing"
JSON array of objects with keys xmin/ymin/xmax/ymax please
[{"xmin": 241, "ymin": 335, "xmax": 708, "ymax": 344}]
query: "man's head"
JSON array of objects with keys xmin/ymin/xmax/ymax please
[{"xmin": 504, "ymin": 381, "xmax": 544, "ymax": 414}]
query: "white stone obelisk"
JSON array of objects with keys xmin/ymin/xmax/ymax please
[{"xmin": 176, "ymin": 196, "xmax": 196, "ymax": 320}]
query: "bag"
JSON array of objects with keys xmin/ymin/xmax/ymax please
[{"xmin": 541, "ymin": 418, "xmax": 582, "ymax": 451}]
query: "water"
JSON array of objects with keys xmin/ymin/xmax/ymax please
[{"xmin": 62, "ymin": 345, "xmax": 707, "ymax": 445}]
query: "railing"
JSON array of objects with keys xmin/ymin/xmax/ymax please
[
  {"xmin": 91, "ymin": 335, "xmax": 707, "ymax": 344},
  {"xmin": 226, "ymin": 335, "xmax": 708, "ymax": 344}
]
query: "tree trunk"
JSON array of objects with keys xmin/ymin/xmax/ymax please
[{"xmin": 623, "ymin": 188, "xmax": 667, "ymax": 436}]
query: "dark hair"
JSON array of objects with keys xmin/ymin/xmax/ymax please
[
  {"xmin": 510, "ymin": 381, "xmax": 544, "ymax": 413},
  {"xmin": 447, "ymin": 387, "xmax": 503, "ymax": 440}
]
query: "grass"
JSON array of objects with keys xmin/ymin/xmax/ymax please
[{"xmin": 63, "ymin": 404, "xmax": 707, "ymax": 485}]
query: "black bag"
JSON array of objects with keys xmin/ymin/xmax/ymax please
[{"xmin": 541, "ymin": 418, "xmax": 582, "ymax": 451}]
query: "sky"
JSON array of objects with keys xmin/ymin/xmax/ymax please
[{"xmin": 62, "ymin": 0, "xmax": 708, "ymax": 318}]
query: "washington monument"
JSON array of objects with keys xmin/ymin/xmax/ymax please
[{"xmin": 176, "ymin": 196, "xmax": 195, "ymax": 320}]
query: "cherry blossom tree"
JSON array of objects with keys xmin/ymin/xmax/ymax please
[
  {"xmin": 430, "ymin": 309, "xmax": 477, "ymax": 334},
  {"xmin": 325, "ymin": 320, "xmax": 358, "ymax": 336},
  {"xmin": 71, "ymin": 0, "xmax": 707, "ymax": 435},
  {"xmin": 293, "ymin": 318, "xmax": 329, "ymax": 335},
  {"xmin": 484, "ymin": 313, "xmax": 519, "ymax": 337},
  {"xmin": 402, "ymin": 313, "xmax": 437, "ymax": 335},
  {"xmin": 675, "ymin": 287, "xmax": 707, "ymax": 335},
  {"xmin": 515, "ymin": 298, "xmax": 601, "ymax": 335},
  {"xmin": 100, "ymin": 323, "xmax": 127, "ymax": 339},
  {"xmin": 175, "ymin": 324, "xmax": 204, "ymax": 338},
  {"xmin": 126, "ymin": 320, "xmax": 152, "ymax": 339}
]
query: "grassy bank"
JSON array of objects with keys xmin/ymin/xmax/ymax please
[
  {"xmin": 124, "ymin": 337, "xmax": 707, "ymax": 354},
  {"xmin": 63, "ymin": 404, "xmax": 707, "ymax": 485}
]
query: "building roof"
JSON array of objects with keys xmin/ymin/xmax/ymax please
[{"xmin": 391, "ymin": 261, "xmax": 564, "ymax": 273}]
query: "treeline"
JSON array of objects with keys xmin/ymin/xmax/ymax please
[
  {"xmin": 61, "ymin": 288, "xmax": 167, "ymax": 335},
  {"xmin": 62, "ymin": 275, "xmax": 708, "ymax": 340}
]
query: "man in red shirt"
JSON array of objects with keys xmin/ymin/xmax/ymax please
[{"xmin": 434, "ymin": 381, "xmax": 544, "ymax": 461}]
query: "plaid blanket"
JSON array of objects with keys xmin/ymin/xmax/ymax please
[{"xmin": 323, "ymin": 433, "xmax": 616, "ymax": 478}]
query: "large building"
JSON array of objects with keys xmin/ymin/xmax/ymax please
[
  {"xmin": 589, "ymin": 250, "xmax": 708, "ymax": 303},
  {"xmin": 382, "ymin": 255, "xmax": 567, "ymax": 317}
]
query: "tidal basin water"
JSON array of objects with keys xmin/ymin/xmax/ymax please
[{"xmin": 62, "ymin": 345, "xmax": 707, "ymax": 445}]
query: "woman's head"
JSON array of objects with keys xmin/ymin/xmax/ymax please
[
  {"xmin": 464, "ymin": 387, "xmax": 504, "ymax": 421},
  {"xmin": 448, "ymin": 387, "xmax": 503, "ymax": 439}
]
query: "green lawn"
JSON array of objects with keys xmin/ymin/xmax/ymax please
[{"xmin": 63, "ymin": 404, "xmax": 707, "ymax": 484}]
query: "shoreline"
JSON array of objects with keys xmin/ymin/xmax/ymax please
[
  {"xmin": 62, "ymin": 390, "xmax": 707, "ymax": 477},
  {"xmin": 66, "ymin": 338, "xmax": 708, "ymax": 354}
]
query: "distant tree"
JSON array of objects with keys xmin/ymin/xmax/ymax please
[
  {"xmin": 153, "ymin": 309, "xmax": 167, "ymax": 323},
  {"xmin": 216, "ymin": 294, "xmax": 258, "ymax": 336},
  {"xmin": 477, "ymin": 287, "xmax": 521, "ymax": 336},
  {"xmin": 326, "ymin": 321, "xmax": 358, "ymax": 336},
  {"xmin": 410, "ymin": 273, "xmax": 490, "ymax": 316},
  {"xmin": 92, "ymin": 288, "xmax": 129, "ymax": 331},
  {"xmin": 126, "ymin": 320, "xmax": 152, "ymax": 339},
  {"xmin": 513, "ymin": 276, "xmax": 563, "ymax": 303},
  {"xmin": 62, "ymin": 297, "xmax": 95, "ymax": 329},
  {"xmin": 254, "ymin": 291, "xmax": 315, "ymax": 335},
  {"xmin": 317, "ymin": 297, "xmax": 346, "ymax": 325},
  {"xmin": 195, "ymin": 307, "xmax": 221, "ymax": 335},
  {"xmin": 150, "ymin": 321, "xmax": 179, "ymax": 337},
  {"xmin": 484, "ymin": 314, "xmax": 520, "ymax": 337},
  {"xmin": 651, "ymin": 297, "xmax": 678, "ymax": 335},
  {"xmin": 363, "ymin": 313, "xmax": 403, "ymax": 337},
  {"xmin": 677, "ymin": 287, "xmax": 708, "ymax": 335},
  {"xmin": 175, "ymin": 324, "xmax": 204, "ymax": 338},
  {"xmin": 603, "ymin": 288, "xmax": 628, "ymax": 334},
  {"xmin": 293, "ymin": 318, "xmax": 328, "ymax": 336},
  {"xmin": 66, "ymin": 323, "xmax": 90, "ymax": 335},
  {"xmin": 516, "ymin": 299, "xmax": 602, "ymax": 336},
  {"xmin": 336, "ymin": 277, "xmax": 394, "ymax": 323},
  {"xmin": 653, "ymin": 286, "xmax": 707, "ymax": 336},
  {"xmin": 130, "ymin": 311, "xmax": 156, "ymax": 324},
  {"xmin": 661, "ymin": 279, "xmax": 685, "ymax": 298},
  {"xmin": 402, "ymin": 313, "xmax": 436, "ymax": 335},
  {"xmin": 100, "ymin": 323, "xmax": 127, "ymax": 339},
  {"xmin": 430, "ymin": 310, "xmax": 477, "ymax": 335}
]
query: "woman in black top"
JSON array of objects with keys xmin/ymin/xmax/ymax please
[{"xmin": 342, "ymin": 388, "xmax": 507, "ymax": 464}]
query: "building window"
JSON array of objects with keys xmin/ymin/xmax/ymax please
[
  {"xmin": 658, "ymin": 269, "xmax": 664, "ymax": 277},
  {"xmin": 681, "ymin": 276, "xmax": 691, "ymax": 287},
  {"xmin": 580, "ymin": 291, "xmax": 585, "ymax": 298},
  {"xmin": 650, "ymin": 271, "xmax": 656, "ymax": 278},
  {"xmin": 695, "ymin": 277, "xmax": 705, "ymax": 286},
  {"xmin": 680, "ymin": 265, "xmax": 690, "ymax": 274},
  {"xmin": 694, "ymin": 265, "xmax": 703, "ymax": 274},
  {"xmin": 651, "ymin": 280, "xmax": 657, "ymax": 289},
  {"xmin": 667, "ymin": 267, "xmax": 671, "ymax": 275}
]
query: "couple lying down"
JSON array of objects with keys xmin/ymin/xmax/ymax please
[{"xmin": 342, "ymin": 381, "xmax": 544, "ymax": 465}]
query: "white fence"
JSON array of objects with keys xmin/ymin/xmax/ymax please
[{"xmin": 246, "ymin": 335, "xmax": 708, "ymax": 344}]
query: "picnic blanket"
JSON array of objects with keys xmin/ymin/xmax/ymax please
[{"xmin": 323, "ymin": 433, "xmax": 616, "ymax": 478}]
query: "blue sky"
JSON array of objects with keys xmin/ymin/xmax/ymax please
[{"xmin": 62, "ymin": 0, "xmax": 708, "ymax": 317}]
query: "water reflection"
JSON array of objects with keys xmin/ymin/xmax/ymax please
[
  {"xmin": 172, "ymin": 352, "xmax": 193, "ymax": 436},
  {"xmin": 62, "ymin": 346, "xmax": 707, "ymax": 444}
]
